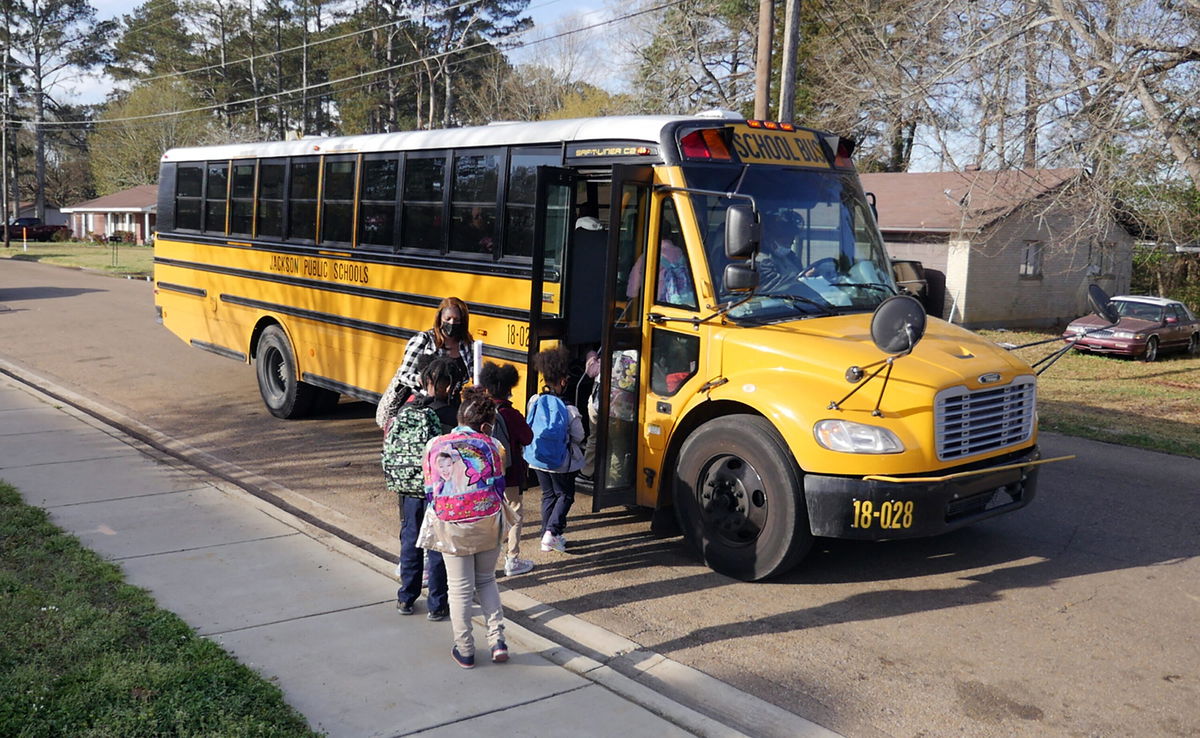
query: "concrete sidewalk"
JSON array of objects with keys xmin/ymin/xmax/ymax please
[{"xmin": 0, "ymin": 370, "xmax": 840, "ymax": 738}]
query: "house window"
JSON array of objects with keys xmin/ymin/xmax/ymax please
[
  {"xmin": 1088, "ymin": 241, "xmax": 1113, "ymax": 276},
  {"xmin": 1019, "ymin": 240, "xmax": 1043, "ymax": 278}
]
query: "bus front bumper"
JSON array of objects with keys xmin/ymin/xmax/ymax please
[{"xmin": 803, "ymin": 448, "xmax": 1069, "ymax": 539}]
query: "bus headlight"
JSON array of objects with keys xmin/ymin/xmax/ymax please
[{"xmin": 814, "ymin": 420, "xmax": 904, "ymax": 454}]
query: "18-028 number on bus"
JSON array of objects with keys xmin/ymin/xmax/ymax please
[
  {"xmin": 850, "ymin": 499, "xmax": 914, "ymax": 529},
  {"xmin": 506, "ymin": 323, "xmax": 530, "ymax": 348}
]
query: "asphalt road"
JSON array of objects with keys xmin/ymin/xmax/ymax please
[{"xmin": 2, "ymin": 258, "xmax": 1198, "ymax": 737}]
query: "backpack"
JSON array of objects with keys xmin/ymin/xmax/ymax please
[
  {"xmin": 523, "ymin": 393, "xmax": 570, "ymax": 470},
  {"xmin": 490, "ymin": 410, "xmax": 514, "ymax": 472},
  {"xmin": 381, "ymin": 404, "xmax": 442, "ymax": 497},
  {"xmin": 423, "ymin": 430, "xmax": 505, "ymax": 522}
]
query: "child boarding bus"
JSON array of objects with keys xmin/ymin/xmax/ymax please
[{"xmin": 154, "ymin": 112, "xmax": 1064, "ymax": 581}]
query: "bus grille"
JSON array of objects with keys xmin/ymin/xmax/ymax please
[{"xmin": 935, "ymin": 377, "xmax": 1035, "ymax": 461}]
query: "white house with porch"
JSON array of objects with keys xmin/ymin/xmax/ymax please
[{"xmin": 61, "ymin": 185, "xmax": 158, "ymax": 245}]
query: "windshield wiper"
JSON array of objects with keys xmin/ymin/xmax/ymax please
[
  {"xmin": 756, "ymin": 293, "xmax": 837, "ymax": 316},
  {"xmin": 828, "ymin": 282, "xmax": 896, "ymax": 295}
]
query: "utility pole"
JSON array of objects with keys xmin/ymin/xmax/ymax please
[
  {"xmin": 2, "ymin": 63, "xmax": 8, "ymax": 249},
  {"xmin": 1, "ymin": 3, "xmax": 10, "ymax": 250},
  {"xmin": 777, "ymin": 0, "xmax": 800, "ymax": 123},
  {"xmin": 754, "ymin": 0, "xmax": 773, "ymax": 120}
]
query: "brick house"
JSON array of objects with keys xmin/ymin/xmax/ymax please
[
  {"xmin": 60, "ymin": 185, "xmax": 158, "ymax": 245},
  {"xmin": 861, "ymin": 169, "xmax": 1134, "ymax": 329}
]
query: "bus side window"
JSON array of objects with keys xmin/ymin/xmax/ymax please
[
  {"xmin": 650, "ymin": 330, "xmax": 699, "ymax": 396},
  {"xmin": 175, "ymin": 164, "xmax": 203, "ymax": 231},
  {"xmin": 256, "ymin": 159, "xmax": 286, "ymax": 239},
  {"xmin": 402, "ymin": 154, "xmax": 446, "ymax": 252},
  {"xmin": 653, "ymin": 199, "xmax": 698, "ymax": 310},
  {"xmin": 289, "ymin": 159, "xmax": 319, "ymax": 242},
  {"xmin": 204, "ymin": 161, "xmax": 228, "ymax": 233},
  {"xmin": 449, "ymin": 151, "xmax": 499, "ymax": 255}
]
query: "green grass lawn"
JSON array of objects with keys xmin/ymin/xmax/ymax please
[
  {"xmin": 0, "ymin": 481, "xmax": 322, "ymax": 737},
  {"xmin": 979, "ymin": 329, "xmax": 1200, "ymax": 459},
  {"xmin": 0, "ymin": 240, "xmax": 154, "ymax": 278}
]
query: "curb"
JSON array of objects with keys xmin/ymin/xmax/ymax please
[{"xmin": 0, "ymin": 357, "xmax": 837, "ymax": 738}]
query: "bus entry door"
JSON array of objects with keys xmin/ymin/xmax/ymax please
[
  {"xmin": 591, "ymin": 165, "xmax": 653, "ymax": 511},
  {"xmin": 525, "ymin": 166, "xmax": 576, "ymax": 399}
]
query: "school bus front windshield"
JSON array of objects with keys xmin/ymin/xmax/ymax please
[{"xmin": 684, "ymin": 164, "xmax": 897, "ymax": 321}]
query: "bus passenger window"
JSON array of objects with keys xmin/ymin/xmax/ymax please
[
  {"xmin": 289, "ymin": 160, "xmax": 319, "ymax": 242},
  {"xmin": 402, "ymin": 155, "xmax": 445, "ymax": 252},
  {"xmin": 229, "ymin": 162, "xmax": 255, "ymax": 236},
  {"xmin": 504, "ymin": 148, "xmax": 559, "ymax": 259},
  {"xmin": 321, "ymin": 157, "xmax": 356, "ymax": 245},
  {"xmin": 449, "ymin": 152, "xmax": 499, "ymax": 255},
  {"xmin": 256, "ymin": 160, "xmax": 285, "ymax": 239},
  {"xmin": 175, "ymin": 164, "xmax": 203, "ymax": 231},
  {"xmin": 204, "ymin": 162, "xmax": 228, "ymax": 233},
  {"xmin": 359, "ymin": 156, "xmax": 398, "ymax": 249},
  {"xmin": 650, "ymin": 330, "xmax": 699, "ymax": 396}
]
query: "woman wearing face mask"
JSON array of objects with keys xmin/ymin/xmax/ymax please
[{"xmin": 376, "ymin": 296, "xmax": 476, "ymax": 431}]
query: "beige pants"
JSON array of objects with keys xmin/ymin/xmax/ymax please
[
  {"xmin": 504, "ymin": 485, "xmax": 523, "ymax": 560},
  {"xmin": 442, "ymin": 546, "xmax": 504, "ymax": 657}
]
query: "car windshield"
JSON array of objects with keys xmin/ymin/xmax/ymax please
[
  {"xmin": 1113, "ymin": 300, "xmax": 1164, "ymax": 322},
  {"xmin": 684, "ymin": 164, "xmax": 896, "ymax": 323}
]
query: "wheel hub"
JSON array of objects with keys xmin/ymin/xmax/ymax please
[{"xmin": 698, "ymin": 455, "xmax": 767, "ymax": 546}]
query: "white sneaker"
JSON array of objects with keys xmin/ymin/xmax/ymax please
[
  {"xmin": 540, "ymin": 531, "xmax": 567, "ymax": 553},
  {"xmin": 504, "ymin": 557, "xmax": 534, "ymax": 576}
]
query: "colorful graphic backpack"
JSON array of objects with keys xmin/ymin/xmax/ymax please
[{"xmin": 422, "ymin": 430, "xmax": 505, "ymax": 522}]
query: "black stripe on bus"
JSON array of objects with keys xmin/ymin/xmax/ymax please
[
  {"xmin": 156, "ymin": 256, "xmax": 532, "ymax": 323},
  {"xmin": 191, "ymin": 339, "xmax": 247, "ymax": 362},
  {"xmin": 221, "ymin": 293, "xmax": 530, "ymax": 366},
  {"xmin": 302, "ymin": 373, "xmax": 379, "ymax": 404},
  {"xmin": 154, "ymin": 232, "xmax": 549, "ymax": 280},
  {"xmin": 156, "ymin": 281, "xmax": 207, "ymax": 298}
]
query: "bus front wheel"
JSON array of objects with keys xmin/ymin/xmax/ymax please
[
  {"xmin": 255, "ymin": 325, "xmax": 316, "ymax": 419},
  {"xmin": 674, "ymin": 415, "xmax": 812, "ymax": 581}
]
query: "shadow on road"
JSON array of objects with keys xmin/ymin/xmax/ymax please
[
  {"xmin": 0, "ymin": 286, "xmax": 107, "ymax": 303},
  {"xmin": 507, "ymin": 437, "xmax": 1199, "ymax": 658}
]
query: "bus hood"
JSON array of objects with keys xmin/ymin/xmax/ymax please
[
  {"xmin": 712, "ymin": 313, "xmax": 1033, "ymax": 394},
  {"xmin": 705, "ymin": 314, "xmax": 1037, "ymax": 474}
]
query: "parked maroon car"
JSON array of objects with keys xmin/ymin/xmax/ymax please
[{"xmin": 1063, "ymin": 295, "xmax": 1200, "ymax": 361}]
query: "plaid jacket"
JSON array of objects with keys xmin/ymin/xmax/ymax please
[{"xmin": 375, "ymin": 330, "xmax": 474, "ymax": 428}]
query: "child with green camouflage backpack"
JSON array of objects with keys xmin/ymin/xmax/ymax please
[{"xmin": 381, "ymin": 355, "xmax": 458, "ymax": 620}]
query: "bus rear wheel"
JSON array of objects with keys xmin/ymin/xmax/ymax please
[
  {"xmin": 674, "ymin": 415, "xmax": 812, "ymax": 581},
  {"xmin": 255, "ymin": 325, "xmax": 316, "ymax": 419}
]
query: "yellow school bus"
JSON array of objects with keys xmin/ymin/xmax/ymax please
[{"xmin": 154, "ymin": 113, "xmax": 1058, "ymax": 580}]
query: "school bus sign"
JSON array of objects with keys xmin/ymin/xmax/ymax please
[{"xmin": 730, "ymin": 125, "xmax": 831, "ymax": 168}]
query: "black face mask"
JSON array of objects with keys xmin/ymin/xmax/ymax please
[{"xmin": 441, "ymin": 322, "xmax": 465, "ymax": 339}]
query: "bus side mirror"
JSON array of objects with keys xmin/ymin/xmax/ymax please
[
  {"xmin": 724, "ymin": 262, "xmax": 759, "ymax": 293},
  {"xmin": 725, "ymin": 203, "xmax": 759, "ymax": 260}
]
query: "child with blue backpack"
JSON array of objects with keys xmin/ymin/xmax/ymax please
[{"xmin": 524, "ymin": 346, "xmax": 585, "ymax": 554}]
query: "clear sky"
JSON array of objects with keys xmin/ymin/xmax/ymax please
[{"xmin": 75, "ymin": 0, "xmax": 610, "ymax": 106}]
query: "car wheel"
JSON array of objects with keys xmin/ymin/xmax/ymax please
[
  {"xmin": 673, "ymin": 415, "xmax": 812, "ymax": 581},
  {"xmin": 1141, "ymin": 336, "xmax": 1159, "ymax": 363},
  {"xmin": 1188, "ymin": 333, "xmax": 1199, "ymax": 356},
  {"xmin": 255, "ymin": 325, "xmax": 316, "ymax": 418}
]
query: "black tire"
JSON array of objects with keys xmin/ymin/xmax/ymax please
[
  {"xmin": 255, "ymin": 325, "xmax": 316, "ymax": 418},
  {"xmin": 673, "ymin": 415, "xmax": 812, "ymax": 581},
  {"xmin": 1187, "ymin": 333, "xmax": 1199, "ymax": 356},
  {"xmin": 1142, "ymin": 336, "xmax": 1159, "ymax": 363}
]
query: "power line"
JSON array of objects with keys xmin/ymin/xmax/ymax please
[{"xmin": 20, "ymin": 0, "xmax": 686, "ymax": 130}]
